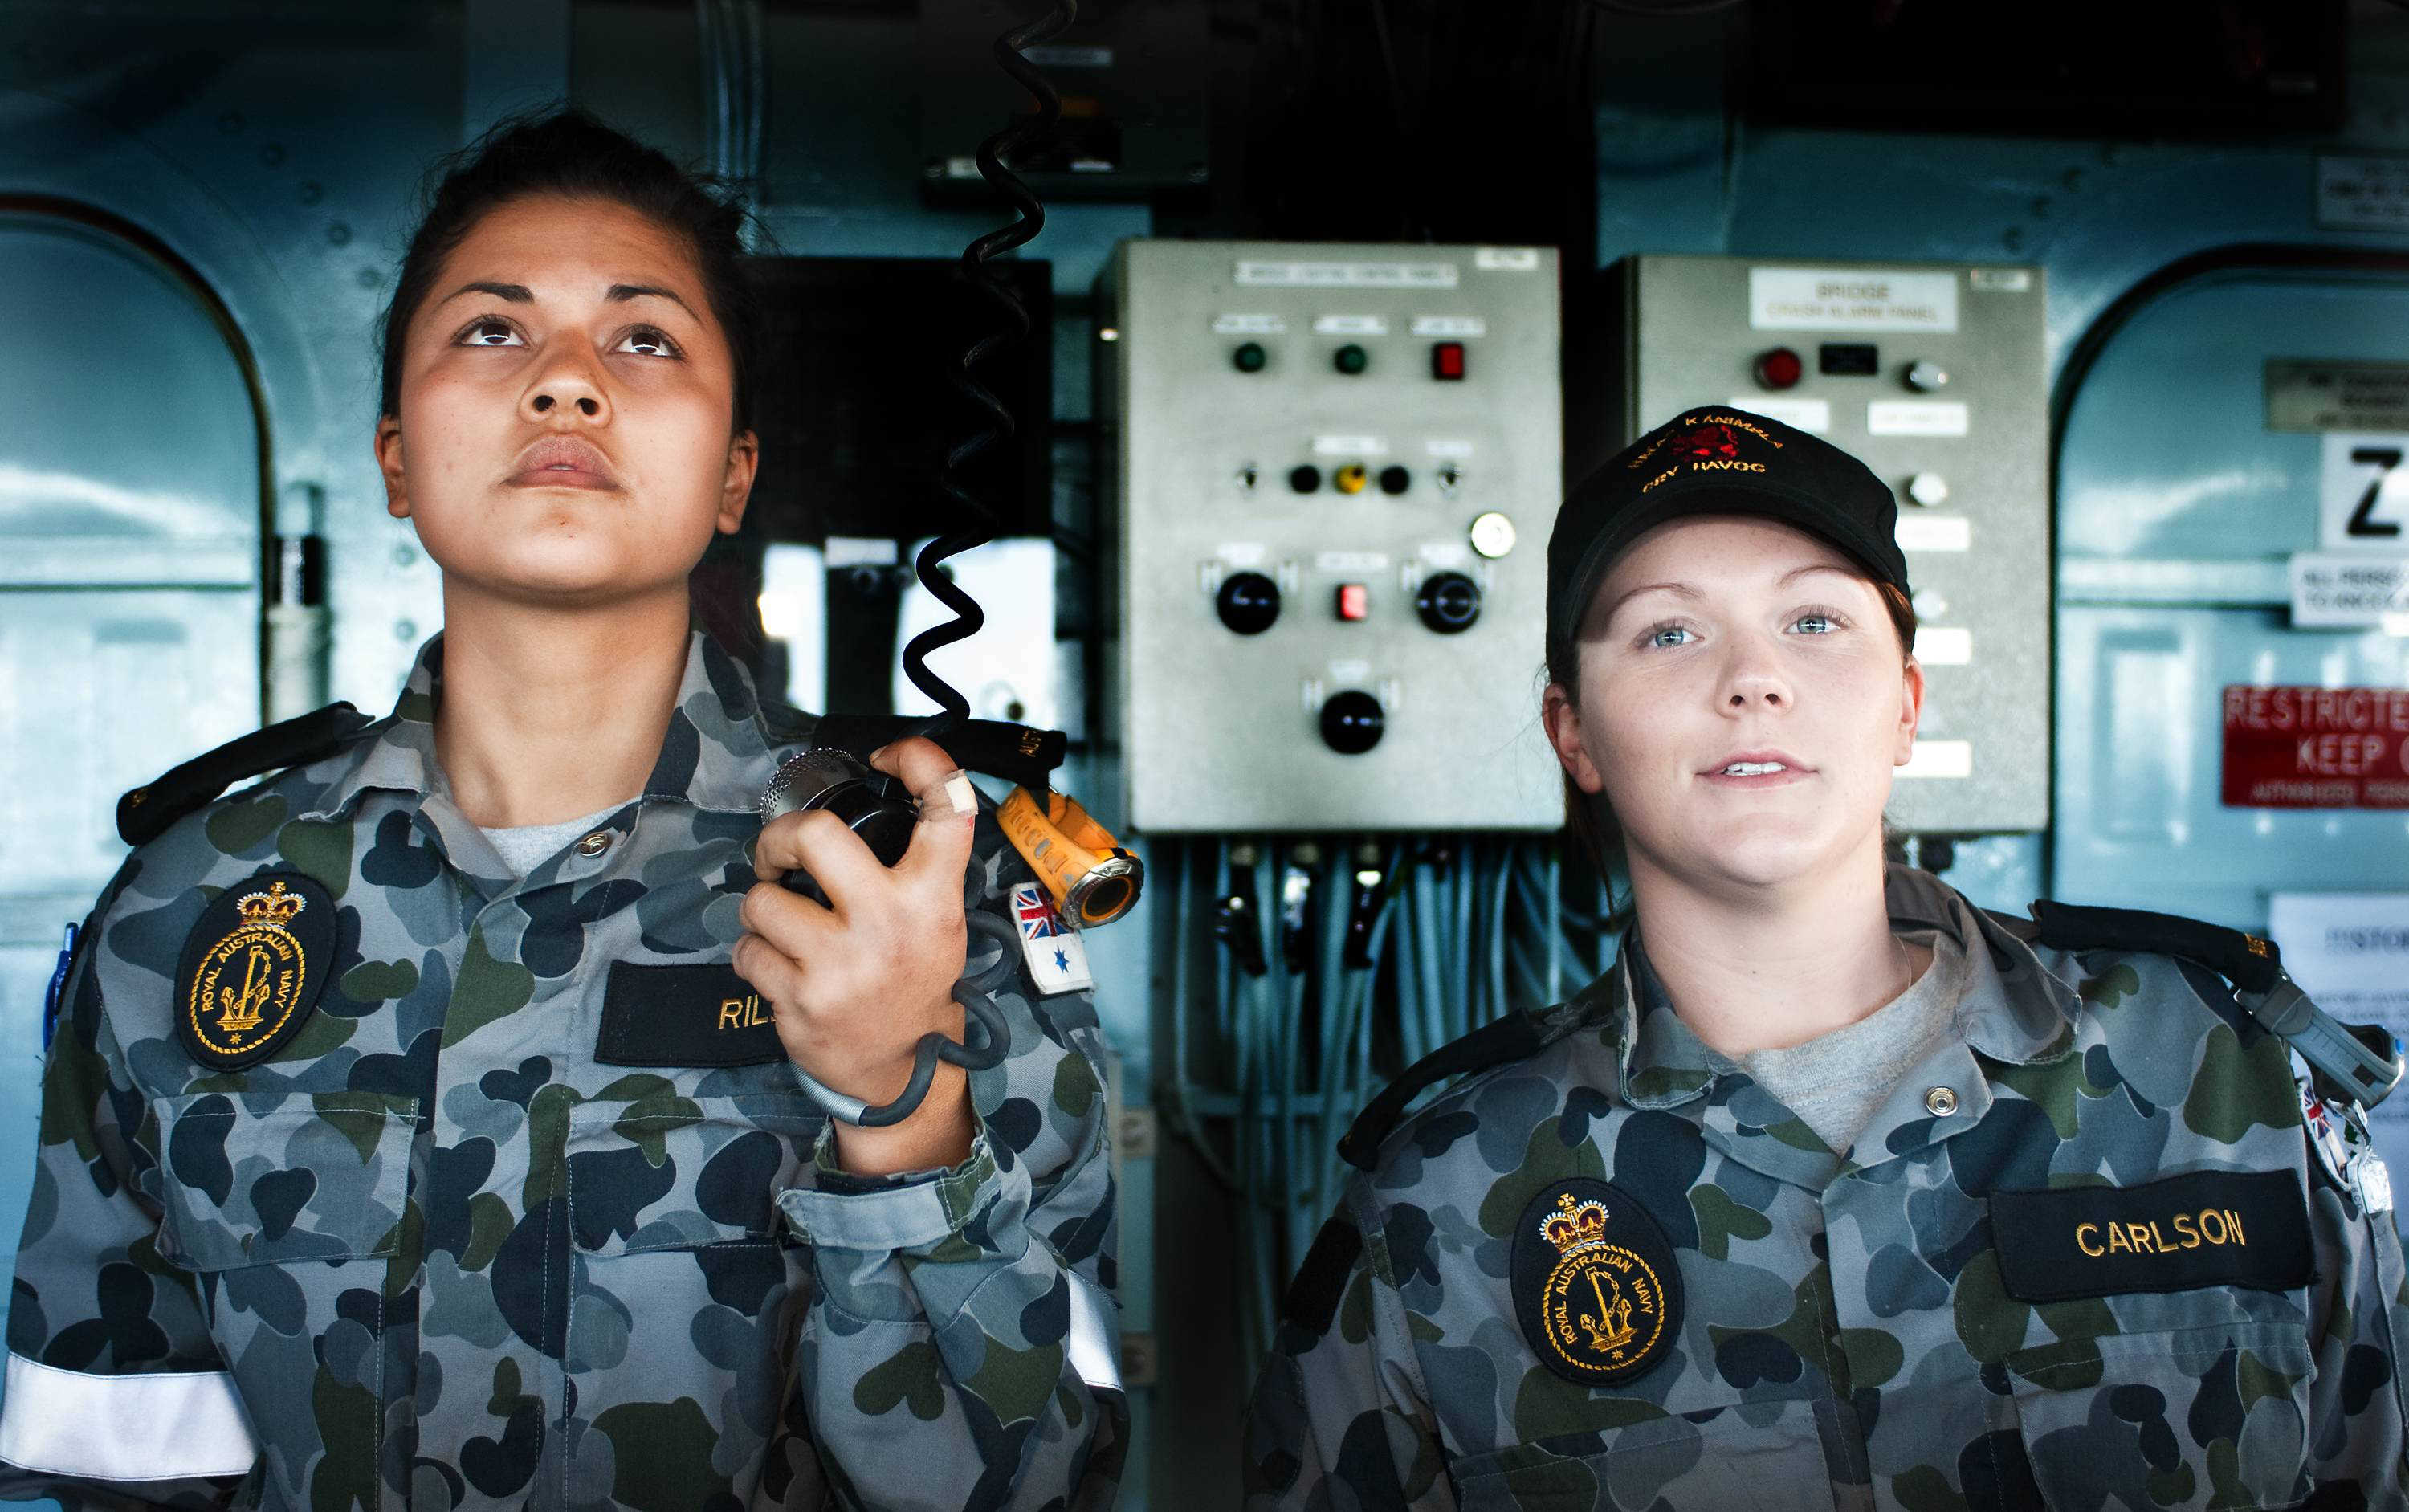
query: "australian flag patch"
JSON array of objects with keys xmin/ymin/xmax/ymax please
[{"xmin": 1011, "ymin": 882, "xmax": 1094, "ymax": 995}]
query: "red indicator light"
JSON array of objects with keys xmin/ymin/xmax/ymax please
[
  {"xmin": 1754, "ymin": 347, "xmax": 1804, "ymax": 390},
  {"xmin": 1336, "ymin": 583, "xmax": 1370, "ymax": 621},
  {"xmin": 1432, "ymin": 342, "xmax": 1466, "ymax": 381}
]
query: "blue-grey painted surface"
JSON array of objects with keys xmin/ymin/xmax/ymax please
[
  {"xmin": 0, "ymin": 204, "xmax": 267, "ymax": 1501},
  {"xmin": 4, "ymin": 5, "xmax": 2409, "ymax": 1505}
]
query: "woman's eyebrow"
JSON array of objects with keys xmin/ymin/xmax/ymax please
[
  {"xmin": 435, "ymin": 279, "xmax": 699, "ymax": 319},
  {"xmin": 1597, "ymin": 562, "xmax": 1853, "ymax": 630},
  {"xmin": 1602, "ymin": 581, "xmax": 1698, "ymax": 622}
]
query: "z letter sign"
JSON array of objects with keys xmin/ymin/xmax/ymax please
[{"xmin": 2319, "ymin": 434, "xmax": 2409, "ymax": 549}]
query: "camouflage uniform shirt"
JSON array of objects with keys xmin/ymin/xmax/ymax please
[
  {"xmin": 0, "ymin": 630, "xmax": 1124, "ymax": 1511},
  {"xmin": 1246, "ymin": 863, "xmax": 2409, "ymax": 1509}
]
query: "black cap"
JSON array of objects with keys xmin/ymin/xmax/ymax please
[{"xmin": 1547, "ymin": 406, "xmax": 1909, "ymax": 654}]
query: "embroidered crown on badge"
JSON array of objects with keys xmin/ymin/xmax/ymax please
[
  {"xmin": 1541, "ymin": 1192, "xmax": 1611, "ymax": 1254},
  {"xmin": 235, "ymin": 880, "xmax": 308, "ymax": 928}
]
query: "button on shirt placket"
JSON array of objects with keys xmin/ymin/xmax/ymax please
[
  {"xmin": 1616, "ymin": 904, "xmax": 2087, "ymax": 1507},
  {"xmin": 1818, "ymin": 910, "xmax": 2083, "ymax": 1507}
]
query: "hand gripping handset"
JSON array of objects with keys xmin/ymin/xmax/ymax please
[{"xmin": 757, "ymin": 748, "xmax": 1012, "ymax": 1127}]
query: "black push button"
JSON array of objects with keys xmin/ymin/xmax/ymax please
[
  {"xmin": 1216, "ymin": 571, "xmax": 1281, "ymax": 634},
  {"xmin": 1415, "ymin": 571, "xmax": 1482, "ymax": 634},
  {"xmin": 1319, "ymin": 690, "xmax": 1384, "ymax": 754}
]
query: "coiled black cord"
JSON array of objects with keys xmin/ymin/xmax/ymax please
[
  {"xmin": 783, "ymin": 2, "xmax": 1077, "ymax": 1129},
  {"xmin": 899, "ymin": 0, "xmax": 1078, "ymax": 744}
]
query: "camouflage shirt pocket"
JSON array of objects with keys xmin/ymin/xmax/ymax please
[
  {"xmin": 2005, "ymin": 1318, "xmax": 2314, "ymax": 1510},
  {"xmin": 151, "ymin": 1090, "xmax": 422, "ymax": 1271},
  {"xmin": 1447, "ymin": 1400, "xmax": 1841, "ymax": 1511},
  {"xmin": 559, "ymin": 1094, "xmax": 825, "ymax": 1392},
  {"xmin": 563, "ymin": 1092, "xmax": 826, "ymax": 1256}
]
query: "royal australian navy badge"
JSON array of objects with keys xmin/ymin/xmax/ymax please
[
  {"xmin": 1510, "ymin": 1178, "xmax": 1683, "ymax": 1387},
  {"xmin": 173, "ymin": 873, "xmax": 336, "ymax": 1070}
]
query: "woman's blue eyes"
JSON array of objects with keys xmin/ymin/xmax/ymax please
[
  {"xmin": 458, "ymin": 317, "xmax": 680, "ymax": 357},
  {"xmin": 1639, "ymin": 613, "xmax": 1840, "ymax": 649}
]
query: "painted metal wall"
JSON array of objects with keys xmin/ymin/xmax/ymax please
[{"xmin": 4, "ymin": 4, "xmax": 2409, "ymax": 1506}]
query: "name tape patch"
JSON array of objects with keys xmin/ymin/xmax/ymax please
[
  {"xmin": 1989, "ymin": 1170, "xmax": 2313, "ymax": 1303},
  {"xmin": 1510, "ymin": 1178, "xmax": 1683, "ymax": 1387},
  {"xmin": 596, "ymin": 961, "xmax": 787, "ymax": 1068},
  {"xmin": 173, "ymin": 873, "xmax": 336, "ymax": 1070}
]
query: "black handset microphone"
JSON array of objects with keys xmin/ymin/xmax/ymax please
[
  {"xmin": 758, "ymin": 747, "xmax": 1013, "ymax": 1127},
  {"xmin": 759, "ymin": 748, "xmax": 916, "ymax": 882}
]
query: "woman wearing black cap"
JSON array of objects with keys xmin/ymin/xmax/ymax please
[{"xmin": 1242, "ymin": 406, "xmax": 2408, "ymax": 1508}]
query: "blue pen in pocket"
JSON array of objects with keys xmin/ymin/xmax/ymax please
[{"xmin": 43, "ymin": 921, "xmax": 77, "ymax": 1049}]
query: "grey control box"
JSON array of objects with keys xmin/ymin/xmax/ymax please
[
  {"xmin": 1101, "ymin": 240, "xmax": 1565, "ymax": 833},
  {"xmin": 1572, "ymin": 255, "xmax": 2051, "ymax": 834}
]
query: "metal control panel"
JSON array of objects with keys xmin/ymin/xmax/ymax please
[
  {"xmin": 1574, "ymin": 255, "xmax": 2051, "ymax": 834},
  {"xmin": 1102, "ymin": 240, "xmax": 1564, "ymax": 833}
]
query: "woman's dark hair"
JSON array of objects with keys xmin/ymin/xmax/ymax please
[
  {"xmin": 1547, "ymin": 577, "xmax": 1921, "ymax": 886},
  {"xmin": 374, "ymin": 106, "xmax": 766, "ymax": 435}
]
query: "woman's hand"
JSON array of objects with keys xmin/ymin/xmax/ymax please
[{"xmin": 733, "ymin": 737, "xmax": 981, "ymax": 1176}]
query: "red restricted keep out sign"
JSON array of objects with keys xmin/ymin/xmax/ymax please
[{"xmin": 2222, "ymin": 685, "xmax": 2409, "ymax": 809}]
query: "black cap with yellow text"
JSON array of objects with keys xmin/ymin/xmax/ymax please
[{"xmin": 1546, "ymin": 406, "xmax": 1910, "ymax": 654}]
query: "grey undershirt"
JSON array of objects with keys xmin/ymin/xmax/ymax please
[
  {"xmin": 1729, "ymin": 922, "xmax": 1971, "ymax": 1155},
  {"xmin": 477, "ymin": 802, "xmax": 624, "ymax": 878}
]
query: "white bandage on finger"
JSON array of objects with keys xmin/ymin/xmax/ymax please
[{"xmin": 919, "ymin": 769, "xmax": 978, "ymax": 819}]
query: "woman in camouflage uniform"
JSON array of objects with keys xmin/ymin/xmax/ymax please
[
  {"xmin": 0, "ymin": 110, "xmax": 1121, "ymax": 1510},
  {"xmin": 1245, "ymin": 405, "xmax": 2408, "ymax": 1509}
]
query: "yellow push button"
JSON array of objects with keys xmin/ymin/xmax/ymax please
[{"xmin": 1333, "ymin": 463, "xmax": 1369, "ymax": 495}]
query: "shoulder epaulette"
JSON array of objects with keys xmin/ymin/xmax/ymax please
[
  {"xmin": 805, "ymin": 714, "xmax": 1066, "ymax": 794},
  {"xmin": 2024, "ymin": 898, "xmax": 2403, "ymax": 1111},
  {"xmin": 1337, "ymin": 1011, "xmax": 1549, "ymax": 1172},
  {"xmin": 757, "ymin": 699, "xmax": 816, "ymax": 743},
  {"xmin": 117, "ymin": 702, "xmax": 377, "ymax": 846}
]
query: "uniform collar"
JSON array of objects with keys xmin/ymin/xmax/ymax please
[
  {"xmin": 1880, "ymin": 862, "xmax": 2079, "ymax": 1070},
  {"xmin": 297, "ymin": 628, "xmax": 785, "ymax": 825},
  {"xmin": 1606, "ymin": 862, "xmax": 2079, "ymax": 1186}
]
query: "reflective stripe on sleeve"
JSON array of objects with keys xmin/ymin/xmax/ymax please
[
  {"xmin": 1066, "ymin": 1272, "xmax": 1122, "ymax": 1395},
  {"xmin": 0, "ymin": 1352, "xmax": 257, "ymax": 1479}
]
